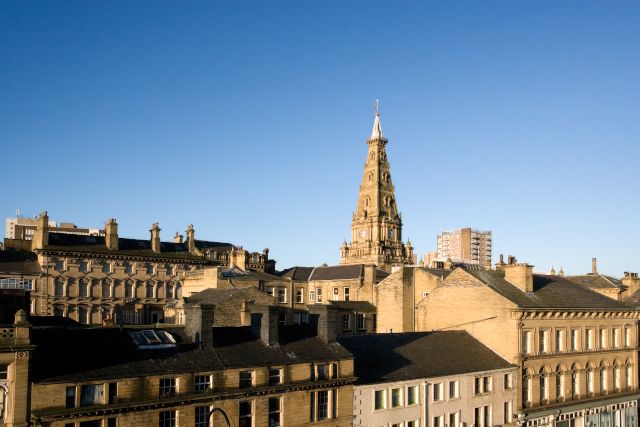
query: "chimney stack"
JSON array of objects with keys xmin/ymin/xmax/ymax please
[
  {"xmin": 592, "ymin": 258, "xmax": 598, "ymax": 275},
  {"xmin": 504, "ymin": 263, "xmax": 534, "ymax": 293},
  {"xmin": 240, "ymin": 300, "xmax": 252, "ymax": 326},
  {"xmin": 150, "ymin": 223, "xmax": 161, "ymax": 253},
  {"xmin": 186, "ymin": 224, "xmax": 200, "ymax": 255},
  {"xmin": 622, "ymin": 272, "xmax": 640, "ymax": 297},
  {"xmin": 308, "ymin": 304, "xmax": 337, "ymax": 343},
  {"xmin": 105, "ymin": 218, "xmax": 118, "ymax": 251},
  {"xmin": 251, "ymin": 306, "xmax": 280, "ymax": 346},
  {"xmin": 31, "ymin": 211, "xmax": 49, "ymax": 250},
  {"xmin": 174, "ymin": 232, "xmax": 183, "ymax": 244},
  {"xmin": 183, "ymin": 303, "xmax": 215, "ymax": 349}
]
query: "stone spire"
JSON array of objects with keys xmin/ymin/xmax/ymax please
[{"xmin": 339, "ymin": 108, "xmax": 411, "ymax": 272}]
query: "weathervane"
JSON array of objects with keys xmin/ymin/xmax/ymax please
[{"xmin": 374, "ymin": 99, "xmax": 380, "ymax": 114}]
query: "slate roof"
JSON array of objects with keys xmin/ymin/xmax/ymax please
[
  {"xmin": 419, "ymin": 268, "xmax": 454, "ymax": 279},
  {"xmin": 564, "ymin": 274, "xmax": 623, "ymax": 289},
  {"xmin": 328, "ymin": 301, "xmax": 377, "ymax": 313},
  {"xmin": 278, "ymin": 266, "xmax": 314, "ymax": 281},
  {"xmin": 462, "ymin": 270, "xmax": 632, "ymax": 310},
  {"xmin": 31, "ymin": 323, "xmax": 352, "ymax": 384},
  {"xmin": 338, "ymin": 331, "xmax": 514, "ymax": 384},
  {"xmin": 184, "ymin": 287, "xmax": 277, "ymax": 306},
  {"xmin": 0, "ymin": 250, "xmax": 41, "ymax": 275},
  {"xmin": 41, "ymin": 232, "xmax": 234, "ymax": 261}
]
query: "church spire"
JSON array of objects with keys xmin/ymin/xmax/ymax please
[{"xmin": 371, "ymin": 111, "xmax": 383, "ymax": 140}]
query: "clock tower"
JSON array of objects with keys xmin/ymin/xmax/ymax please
[{"xmin": 339, "ymin": 109, "xmax": 414, "ymax": 272}]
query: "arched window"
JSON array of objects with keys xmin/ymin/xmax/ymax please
[
  {"xmin": 600, "ymin": 363, "xmax": 607, "ymax": 393},
  {"xmin": 626, "ymin": 363, "xmax": 633, "ymax": 389},
  {"xmin": 571, "ymin": 364, "xmax": 580, "ymax": 398},
  {"xmin": 614, "ymin": 362, "xmax": 622, "ymax": 391},
  {"xmin": 539, "ymin": 367, "xmax": 549, "ymax": 402},
  {"xmin": 176, "ymin": 282, "xmax": 182, "ymax": 299},
  {"xmin": 166, "ymin": 282, "xmax": 174, "ymax": 299},
  {"xmin": 523, "ymin": 369, "xmax": 533, "ymax": 407},
  {"xmin": 125, "ymin": 281, "xmax": 133, "ymax": 298},
  {"xmin": 555, "ymin": 365, "xmax": 565, "ymax": 400},
  {"xmin": 54, "ymin": 278, "xmax": 64, "ymax": 297},
  {"xmin": 586, "ymin": 365, "xmax": 594, "ymax": 394}
]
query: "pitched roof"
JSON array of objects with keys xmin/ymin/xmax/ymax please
[
  {"xmin": 462, "ymin": 270, "xmax": 632, "ymax": 310},
  {"xmin": 338, "ymin": 331, "xmax": 514, "ymax": 384},
  {"xmin": 328, "ymin": 301, "xmax": 377, "ymax": 313},
  {"xmin": 184, "ymin": 287, "xmax": 277, "ymax": 306},
  {"xmin": 564, "ymin": 274, "xmax": 623, "ymax": 289},
  {"xmin": 278, "ymin": 266, "xmax": 314, "ymax": 281},
  {"xmin": 0, "ymin": 250, "xmax": 41, "ymax": 275},
  {"xmin": 418, "ymin": 267, "xmax": 454, "ymax": 279},
  {"xmin": 41, "ymin": 232, "xmax": 234, "ymax": 261},
  {"xmin": 31, "ymin": 323, "xmax": 352, "ymax": 384}
]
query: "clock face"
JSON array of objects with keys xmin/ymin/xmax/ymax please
[
  {"xmin": 359, "ymin": 229, "xmax": 367, "ymax": 239},
  {"xmin": 388, "ymin": 229, "xmax": 395, "ymax": 239}
]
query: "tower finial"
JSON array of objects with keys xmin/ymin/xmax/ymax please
[{"xmin": 371, "ymin": 100, "xmax": 383, "ymax": 140}]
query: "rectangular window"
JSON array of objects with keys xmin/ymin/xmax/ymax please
[
  {"xmin": 316, "ymin": 390, "xmax": 329, "ymax": 421},
  {"xmin": 356, "ymin": 314, "xmax": 365, "ymax": 330},
  {"xmin": 342, "ymin": 314, "xmax": 351, "ymax": 331},
  {"xmin": 79, "ymin": 384, "xmax": 104, "ymax": 406},
  {"xmin": 613, "ymin": 328, "xmax": 620, "ymax": 348},
  {"xmin": 433, "ymin": 415, "xmax": 444, "ymax": 427},
  {"xmin": 433, "ymin": 382, "xmax": 443, "ymax": 401},
  {"xmin": 159, "ymin": 410, "xmax": 177, "ymax": 427},
  {"xmin": 239, "ymin": 371, "xmax": 253, "ymax": 388},
  {"xmin": 239, "ymin": 401, "xmax": 253, "ymax": 427},
  {"xmin": 407, "ymin": 385, "xmax": 418, "ymax": 405},
  {"xmin": 268, "ymin": 368, "xmax": 282, "ymax": 386},
  {"xmin": 504, "ymin": 401, "xmax": 513, "ymax": 424},
  {"xmin": 66, "ymin": 386, "xmax": 76, "ymax": 408},
  {"xmin": 599, "ymin": 328, "xmax": 607, "ymax": 349},
  {"xmin": 108, "ymin": 382, "xmax": 117, "ymax": 404},
  {"xmin": 296, "ymin": 288, "xmax": 303, "ymax": 303},
  {"xmin": 195, "ymin": 375, "xmax": 212, "ymax": 392},
  {"xmin": 474, "ymin": 376, "xmax": 492, "ymax": 394},
  {"xmin": 571, "ymin": 329, "xmax": 579, "ymax": 351},
  {"xmin": 332, "ymin": 287, "xmax": 339, "ymax": 301},
  {"xmin": 266, "ymin": 286, "xmax": 275, "ymax": 297},
  {"xmin": 79, "ymin": 261, "xmax": 88, "ymax": 272},
  {"xmin": 556, "ymin": 329, "xmax": 565, "ymax": 353},
  {"xmin": 146, "ymin": 264, "xmax": 154, "ymax": 274},
  {"xmin": 504, "ymin": 373, "xmax": 512, "ymax": 390},
  {"xmin": 374, "ymin": 389, "xmax": 386, "ymax": 410},
  {"xmin": 166, "ymin": 266, "xmax": 173, "ymax": 276},
  {"xmin": 316, "ymin": 288, "xmax": 322, "ymax": 303},
  {"xmin": 277, "ymin": 288, "xmax": 286, "ymax": 303},
  {"xmin": 78, "ymin": 307, "xmax": 89, "ymax": 325},
  {"xmin": 407, "ymin": 421, "xmax": 418, "ymax": 427},
  {"xmin": 449, "ymin": 411, "xmax": 460, "ymax": 427},
  {"xmin": 102, "ymin": 263, "xmax": 111, "ymax": 273},
  {"xmin": 107, "ymin": 418, "xmax": 116, "ymax": 427},
  {"xmin": 309, "ymin": 291, "xmax": 315, "ymax": 302},
  {"xmin": 123, "ymin": 262, "xmax": 132, "ymax": 274},
  {"xmin": 539, "ymin": 330, "xmax": 548, "ymax": 353},
  {"xmin": 195, "ymin": 406, "xmax": 210, "ymax": 427},
  {"xmin": 625, "ymin": 327, "xmax": 632, "ymax": 347},
  {"xmin": 344, "ymin": 287, "xmax": 350, "ymax": 301},
  {"xmin": 391, "ymin": 387, "xmax": 403, "ymax": 408},
  {"xmin": 586, "ymin": 328, "xmax": 594, "ymax": 350},
  {"xmin": 315, "ymin": 364, "xmax": 328, "ymax": 381},
  {"xmin": 55, "ymin": 260, "xmax": 65, "ymax": 272},
  {"xmin": 268, "ymin": 397, "xmax": 281, "ymax": 427},
  {"xmin": 159, "ymin": 378, "xmax": 177, "ymax": 398},
  {"xmin": 449, "ymin": 380, "xmax": 459, "ymax": 398},
  {"xmin": 523, "ymin": 330, "xmax": 532, "ymax": 354}
]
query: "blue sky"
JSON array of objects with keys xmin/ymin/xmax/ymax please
[{"xmin": 1, "ymin": 1, "xmax": 638, "ymax": 276}]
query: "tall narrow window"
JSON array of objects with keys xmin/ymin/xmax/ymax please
[
  {"xmin": 504, "ymin": 401, "xmax": 512, "ymax": 424},
  {"xmin": 268, "ymin": 397, "xmax": 281, "ymax": 427},
  {"xmin": 66, "ymin": 386, "xmax": 76, "ymax": 408},
  {"xmin": 374, "ymin": 389, "xmax": 386, "ymax": 410},
  {"xmin": 614, "ymin": 366, "xmax": 621, "ymax": 390},
  {"xmin": 599, "ymin": 328, "xmax": 607, "ymax": 349},
  {"xmin": 627, "ymin": 365, "xmax": 633, "ymax": 388},
  {"xmin": 195, "ymin": 406, "xmax": 210, "ymax": 427},
  {"xmin": 523, "ymin": 331, "xmax": 532, "ymax": 354},
  {"xmin": 342, "ymin": 314, "xmax": 351, "ymax": 332},
  {"xmin": 539, "ymin": 330, "xmax": 548, "ymax": 354},
  {"xmin": 625, "ymin": 327, "xmax": 632, "ymax": 347},
  {"xmin": 586, "ymin": 329, "xmax": 594, "ymax": 350},
  {"xmin": 555, "ymin": 329, "xmax": 565, "ymax": 353},
  {"xmin": 587, "ymin": 368, "xmax": 594, "ymax": 394},
  {"xmin": 540, "ymin": 373, "xmax": 549, "ymax": 401},
  {"xmin": 571, "ymin": 329, "xmax": 579, "ymax": 351},
  {"xmin": 571, "ymin": 371, "xmax": 579, "ymax": 397},
  {"xmin": 344, "ymin": 287, "xmax": 350, "ymax": 301},
  {"xmin": 296, "ymin": 288, "xmax": 303, "ymax": 303},
  {"xmin": 356, "ymin": 314, "xmax": 365, "ymax": 331},
  {"xmin": 556, "ymin": 370, "xmax": 564, "ymax": 400},
  {"xmin": 239, "ymin": 401, "xmax": 253, "ymax": 427}
]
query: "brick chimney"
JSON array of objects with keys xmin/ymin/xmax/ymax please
[
  {"xmin": 251, "ymin": 306, "xmax": 280, "ymax": 346},
  {"xmin": 150, "ymin": 223, "xmax": 161, "ymax": 253},
  {"xmin": 183, "ymin": 303, "xmax": 215, "ymax": 349},
  {"xmin": 230, "ymin": 247, "xmax": 248, "ymax": 270},
  {"xmin": 504, "ymin": 263, "xmax": 534, "ymax": 293},
  {"xmin": 174, "ymin": 232, "xmax": 183, "ymax": 244},
  {"xmin": 363, "ymin": 264, "xmax": 376, "ymax": 285},
  {"xmin": 31, "ymin": 211, "xmax": 49, "ymax": 250},
  {"xmin": 105, "ymin": 218, "xmax": 118, "ymax": 251},
  {"xmin": 622, "ymin": 272, "xmax": 640, "ymax": 297},
  {"xmin": 240, "ymin": 300, "xmax": 252, "ymax": 326},
  {"xmin": 592, "ymin": 257, "xmax": 598, "ymax": 275}
]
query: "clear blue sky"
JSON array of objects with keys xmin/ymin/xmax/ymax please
[{"xmin": 1, "ymin": 1, "xmax": 638, "ymax": 276}]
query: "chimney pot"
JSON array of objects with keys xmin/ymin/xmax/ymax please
[{"xmin": 504, "ymin": 262, "xmax": 534, "ymax": 293}]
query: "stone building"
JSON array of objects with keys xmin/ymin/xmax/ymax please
[
  {"xmin": 416, "ymin": 262, "xmax": 640, "ymax": 427},
  {"xmin": 339, "ymin": 111, "xmax": 414, "ymax": 272},
  {"xmin": 0, "ymin": 309, "xmax": 31, "ymax": 427},
  {"xmin": 339, "ymin": 331, "xmax": 518, "ymax": 427},
  {"xmin": 5, "ymin": 298, "xmax": 355, "ymax": 427},
  {"xmin": 2, "ymin": 212, "xmax": 275, "ymax": 325}
]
